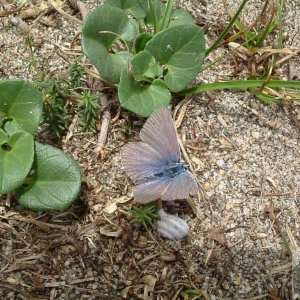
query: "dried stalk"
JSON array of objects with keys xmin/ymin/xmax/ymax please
[
  {"xmin": 0, "ymin": 0, "xmax": 26, "ymax": 17},
  {"xmin": 92, "ymin": 95, "xmax": 111, "ymax": 158}
]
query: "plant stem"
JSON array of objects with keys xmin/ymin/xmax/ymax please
[
  {"xmin": 159, "ymin": 0, "xmax": 174, "ymax": 31},
  {"xmin": 148, "ymin": 0, "xmax": 157, "ymax": 33}
]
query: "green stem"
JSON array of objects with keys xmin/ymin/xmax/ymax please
[
  {"xmin": 148, "ymin": 0, "xmax": 157, "ymax": 33},
  {"xmin": 206, "ymin": 0, "xmax": 249, "ymax": 56},
  {"xmin": 177, "ymin": 80, "xmax": 300, "ymax": 96},
  {"xmin": 159, "ymin": 0, "xmax": 174, "ymax": 31}
]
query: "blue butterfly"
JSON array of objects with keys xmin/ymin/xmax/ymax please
[{"xmin": 122, "ymin": 107, "xmax": 198, "ymax": 203}]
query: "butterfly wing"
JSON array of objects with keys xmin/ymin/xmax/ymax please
[
  {"xmin": 140, "ymin": 107, "xmax": 180, "ymax": 163},
  {"xmin": 161, "ymin": 171, "xmax": 198, "ymax": 200},
  {"xmin": 121, "ymin": 142, "xmax": 165, "ymax": 182},
  {"xmin": 133, "ymin": 176, "xmax": 173, "ymax": 203}
]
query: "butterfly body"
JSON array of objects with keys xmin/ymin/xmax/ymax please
[
  {"xmin": 138, "ymin": 162, "xmax": 186, "ymax": 184},
  {"xmin": 161, "ymin": 162, "xmax": 186, "ymax": 178},
  {"xmin": 122, "ymin": 107, "xmax": 198, "ymax": 203}
]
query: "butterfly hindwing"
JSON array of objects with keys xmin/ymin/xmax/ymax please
[
  {"xmin": 161, "ymin": 171, "xmax": 198, "ymax": 200},
  {"xmin": 133, "ymin": 176, "xmax": 172, "ymax": 203}
]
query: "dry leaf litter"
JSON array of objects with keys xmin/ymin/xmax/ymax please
[{"xmin": 0, "ymin": 0, "xmax": 300, "ymax": 299}]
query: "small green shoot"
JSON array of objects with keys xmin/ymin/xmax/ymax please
[
  {"xmin": 77, "ymin": 90, "xmax": 101, "ymax": 132},
  {"xmin": 38, "ymin": 78, "xmax": 69, "ymax": 138},
  {"xmin": 35, "ymin": 58, "xmax": 87, "ymax": 138},
  {"xmin": 131, "ymin": 204, "xmax": 160, "ymax": 229},
  {"xmin": 23, "ymin": 35, "xmax": 39, "ymax": 70},
  {"xmin": 69, "ymin": 59, "xmax": 86, "ymax": 88},
  {"xmin": 180, "ymin": 288, "xmax": 202, "ymax": 300}
]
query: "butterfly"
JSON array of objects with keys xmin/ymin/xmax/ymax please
[{"xmin": 121, "ymin": 107, "xmax": 198, "ymax": 203}]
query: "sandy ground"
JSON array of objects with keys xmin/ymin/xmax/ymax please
[{"xmin": 0, "ymin": 0, "xmax": 300, "ymax": 299}]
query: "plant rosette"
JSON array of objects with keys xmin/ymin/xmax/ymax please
[{"xmin": 82, "ymin": 0, "xmax": 206, "ymax": 117}]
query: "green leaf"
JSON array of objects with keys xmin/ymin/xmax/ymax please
[
  {"xmin": 145, "ymin": 24, "xmax": 205, "ymax": 92},
  {"xmin": 134, "ymin": 33, "xmax": 153, "ymax": 53},
  {"xmin": 169, "ymin": 9, "xmax": 195, "ymax": 27},
  {"xmin": 17, "ymin": 142, "xmax": 82, "ymax": 211},
  {"xmin": 105, "ymin": 0, "xmax": 148, "ymax": 19},
  {"xmin": 132, "ymin": 51, "xmax": 162, "ymax": 80},
  {"xmin": 0, "ymin": 131, "xmax": 34, "ymax": 194},
  {"xmin": 0, "ymin": 80, "xmax": 43, "ymax": 135},
  {"xmin": 82, "ymin": 4, "xmax": 138, "ymax": 84},
  {"xmin": 119, "ymin": 70, "xmax": 171, "ymax": 117}
]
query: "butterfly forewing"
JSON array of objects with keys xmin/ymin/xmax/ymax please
[
  {"xmin": 140, "ymin": 107, "xmax": 180, "ymax": 163},
  {"xmin": 133, "ymin": 176, "xmax": 172, "ymax": 203},
  {"xmin": 121, "ymin": 142, "xmax": 165, "ymax": 182},
  {"xmin": 161, "ymin": 171, "xmax": 198, "ymax": 200}
]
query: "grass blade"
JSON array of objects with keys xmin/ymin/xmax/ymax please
[
  {"xmin": 206, "ymin": 0, "xmax": 249, "ymax": 56},
  {"xmin": 178, "ymin": 79, "xmax": 300, "ymax": 102}
]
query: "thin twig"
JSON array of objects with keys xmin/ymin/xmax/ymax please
[
  {"xmin": 64, "ymin": 114, "xmax": 79, "ymax": 144},
  {"xmin": 174, "ymin": 97, "xmax": 191, "ymax": 128},
  {"xmin": 0, "ymin": 0, "xmax": 26, "ymax": 17},
  {"xmin": 92, "ymin": 95, "xmax": 111, "ymax": 158}
]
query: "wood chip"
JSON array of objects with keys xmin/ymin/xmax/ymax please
[
  {"xmin": 100, "ymin": 225, "xmax": 122, "ymax": 237},
  {"xmin": 104, "ymin": 202, "xmax": 117, "ymax": 214},
  {"xmin": 217, "ymin": 114, "xmax": 228, "ymax": 127}
]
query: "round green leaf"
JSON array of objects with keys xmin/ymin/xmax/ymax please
[
  {"xmin": 132, "ymin": 50, "xmax": 162, "ymax": 80},
  {"xmin": 144, "ymin": 24, "xmax": 206, "ymax": 92},
  {"xmin": 134, "ymin": 33, "xmax": 153, "ymax": 53},
  {"xmin": 17, "ymin": 142, "xmax": 82, "ymax": 211},
  {"xmin": 0, "ymin": 131, "xmax": 34, "ymax": 194},
  {"xmin": 105, "ymin": 0, "xmax": 148, "ymax": 19},
  {"xmin": 0, "ymin": 80, "xmax": 43, "ymax": 135},
  {"xmin": 82, "ymin": 4, "xmax": 138, "ymax": 84},
  {"xmin": 119, "ymin": 70, "xmax": 171, "ymax": 117},
  {"xmin": 169, "ymin": 9, "xmax": 195, "ymax": 27}
]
